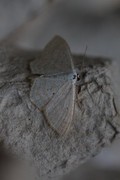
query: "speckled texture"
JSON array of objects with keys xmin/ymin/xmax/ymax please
[{"xmin": 0, "ymin": 43, "xmax": 120, "ymax": 180}]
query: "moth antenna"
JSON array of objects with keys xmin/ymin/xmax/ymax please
[{"xmin": 76, "ymin": 45, "xmax": 88, "ymax": 70}]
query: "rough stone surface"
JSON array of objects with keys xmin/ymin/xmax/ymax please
[{"xmin": 0, "ymin": 47, "xmax": 120, "ymax": 180}]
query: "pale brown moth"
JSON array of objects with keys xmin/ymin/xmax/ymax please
[{"xmin": 30, "ymin": 36, "xmax": 80, "ymax": 136}]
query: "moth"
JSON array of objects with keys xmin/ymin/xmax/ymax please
[{"xmin": 30, "ymin": 36, "xmax": 80, "ymax": 136}]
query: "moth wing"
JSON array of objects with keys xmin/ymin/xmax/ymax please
[
  {"xmin": 43, "ymin": 82, "xmax": 76, "ymax": 136},
  {"xmin": 30, "ymin": 75, "xmax": 68, "ymax": 110},
  {"xmin": 30, "ymin": 36, "xmax": 73, "ymax": 75}
]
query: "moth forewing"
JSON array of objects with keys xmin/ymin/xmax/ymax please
[
  {"xmin": 30, "ymin": 36, "xmax": 73, "ymax": 75},
  {"xmin": 43, "ymin": 80, "xmax": 76, "ymax": 136}
]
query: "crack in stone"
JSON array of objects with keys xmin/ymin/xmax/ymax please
[{"xmin": 107, "ymin": 121, "xmax": 119, "ymax": 142}]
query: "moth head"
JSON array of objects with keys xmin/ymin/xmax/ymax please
[
  {"xmin": 72, "ymin": 73, "xmax": 80, "ymax": 84},
  {"xmin": 72, "ymin": 68, "xmax": 81, "ymax": 85}
]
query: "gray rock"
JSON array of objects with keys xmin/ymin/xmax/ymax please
[{"xmin": 0, "ymin": 37, "xmax": 120, "ymax": 180}]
